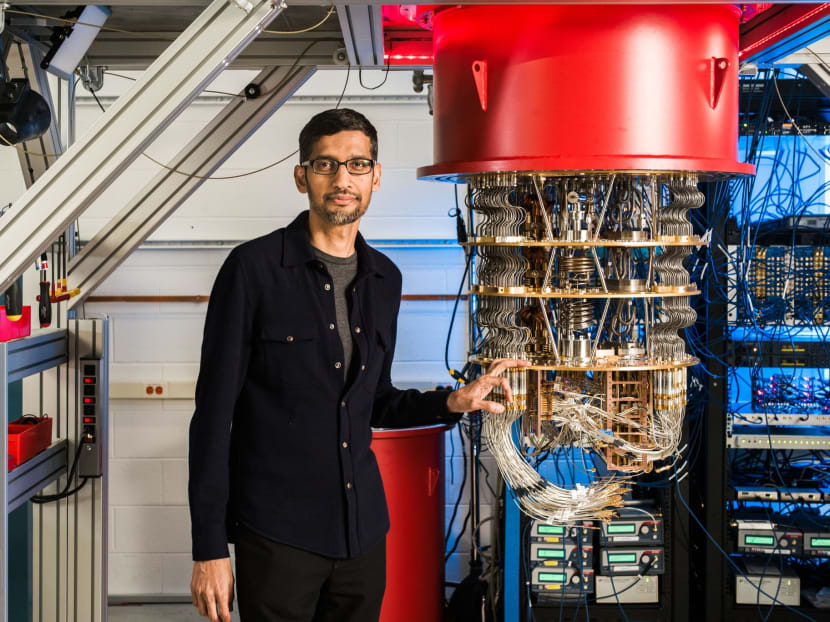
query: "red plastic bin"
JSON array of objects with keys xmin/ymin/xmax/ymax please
[{"xmin": 8, "ymin": 416, "xmax": 52, "ymax": 471}]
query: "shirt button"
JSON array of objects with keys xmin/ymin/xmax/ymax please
[
  {"xmin": 342, "ymin": 441, "xmax": 348, "ymax": 448},
  {"xmin": 341, "ymin": 401, "xmax": 346, "ymax": 407},
  {"xmin": 335, "ymin": 361, "xmax": 342, "ymax": 369},
  {"xmin": 361, "ymin": 364, "xmax": 366, "ymax": 371},
  {"xmin": 329, "ymin": 323, "xmax": 335, "ymax": 330},
  {"xmin": 346, "ymin": 482, "xmax": 352, "ymax": 489},
  {"xmin": 324, "ymin": 283, "xmax": 331, "ymax": 291},
  {"xmin": 354, "ymin": 326, "xmax": 361, "ymax": 333},
  {"xmin": 286, "ymin": 335, "xmax": 294, "ymax": 342}
]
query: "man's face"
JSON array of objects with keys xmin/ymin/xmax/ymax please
[{"xmin": 294, "ymin": 130, "xmax": 381, "ymax": 226}]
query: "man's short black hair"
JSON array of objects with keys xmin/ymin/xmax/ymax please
[{"xmin": 299, "ymin": 108, "xmax": 378, "ymax": 163}]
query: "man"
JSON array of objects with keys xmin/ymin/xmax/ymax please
[{"xmin": 188, "ymin": 108, "xmax": 526, "ymax": 622}]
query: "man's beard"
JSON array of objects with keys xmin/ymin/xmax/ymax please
[{"xmin": 310, "ymin": 191, "xmax": 369, "ymax": 225}]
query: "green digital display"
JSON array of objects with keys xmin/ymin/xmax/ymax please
[
  {"xmin": 538, "ymin": 573, "xmax": 566, "ymax": 583},
  {"xmin": 538, "ymin": 525, "xmax": 565, "ymax": 535},
  {"xmin": 811, "ymin": 538, "xmax": 830, "ymax": 547},
  {"xmin": 607, "ymin": 524, "xmax": 636, "ymax": 534},
  {"xmin": 608, "ymin": 553, "xmax": 637, "ymax": 563},
  {"xmin": 538, "ymin": 549, "xmax": 566, "ymax": 559},
  {"xmin": 745, "ymin": 535, "xmax": 775, "ymax": 546}
]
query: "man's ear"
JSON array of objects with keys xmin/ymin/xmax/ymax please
[
  {"xmin": 371, "ymin": 162, "xmax": 382, "ymax": 192},
  {"xmin": 294, "ymin": 165, "xmax": 308, "ymax": 194}
]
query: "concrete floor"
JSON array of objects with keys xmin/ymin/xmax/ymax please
[{"xmin": 108, "ymin": 604, "xmax": 241, "ymax": 621}]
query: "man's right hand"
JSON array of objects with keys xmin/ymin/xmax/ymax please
[{"xmin": 191, "ymin": 558, "xmax": 235, "ymax": 622}]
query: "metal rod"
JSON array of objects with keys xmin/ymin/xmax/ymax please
[
  {"xmin": 538, "ymin": 297, "xmax": 559, "ymax": 361},
  {"xmin": 652, "ymin": 177, "xmax": 660, "ymax": 240},
  {"xmin": 647, "ymin": 246, "xmax": 655, "ymax": 288},
  {"xmin": 590, "ymin": 247, "xmax": 608, "ymax": 293},
  {"xmin": 542, "ymin": 247, "xmax": 555, "ymax": 291},
  {"xmin": 592, "ymin": 298, "xmax": 610, "ymax": 360},
  {"xmin": 532, "ymin": 175, "xmax": 554, "ymax": 241},
  {"xmin": 593, "ymin": 174, "xmax": 616, "ymax": 242}
]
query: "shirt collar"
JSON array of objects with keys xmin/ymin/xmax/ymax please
[{"xmin": 282, "ymin": 210, "xmax": 382, "ymax": 277}]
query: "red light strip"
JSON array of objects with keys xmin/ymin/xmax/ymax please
[
  {"xmin": 384, "ymin": 54, "xmax": 434, "ymax": 61},
  {"xmin": 740, "ymin": 4, "xmax": 830, "ymax": 59}
]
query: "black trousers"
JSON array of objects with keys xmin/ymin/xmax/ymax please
[{"xmin": 234, "ymin": 524, "xmax": 386, "ymax": 622}]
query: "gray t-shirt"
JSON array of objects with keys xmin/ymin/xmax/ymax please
[{"xmin": 312, "ymin": 246, "xmax": 358, "ymax": 381}]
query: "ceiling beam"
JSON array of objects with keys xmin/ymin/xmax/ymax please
[
  {"xmin": 337, "ymin": 4, "xmax": 383, "ymax": 66},
  {"xmin": 84, "ymin": 33, "xmax": 343, "ymax": 70}
]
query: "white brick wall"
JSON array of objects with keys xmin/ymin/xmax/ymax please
[{"xmin": 2, "ymin": 68, "xmax": 497, "ymax": 596}]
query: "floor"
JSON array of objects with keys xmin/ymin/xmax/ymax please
[{"xmin": 108, "ymin": 604, "xmax": 242, "ymax": 621}]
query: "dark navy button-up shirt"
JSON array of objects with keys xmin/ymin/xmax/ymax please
[{"xmin": 188, "ymin": 210, "xmax": 458, "ymax": 561}]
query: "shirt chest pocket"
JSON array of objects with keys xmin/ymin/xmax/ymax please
[{"xmin": 257, "ymin": 324, "xmax": 319, "ymax": 389}]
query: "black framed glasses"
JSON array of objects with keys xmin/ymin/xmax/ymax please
[{"xmin": 301, "ymin": 157, "xmax": 376, "ymax": 176}]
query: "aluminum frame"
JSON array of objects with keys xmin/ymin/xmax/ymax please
[{"xmin": 1, "ymin": 328, "xmax": 69, "ymax": 622}]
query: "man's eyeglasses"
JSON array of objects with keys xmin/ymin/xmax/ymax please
[{"xmin": 301, "ymin": 157, "xmax": 376, "ymax": 176}]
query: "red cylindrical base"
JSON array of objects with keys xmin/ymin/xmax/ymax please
[
  {"xmin": 372, "ymin": 424, "xmax": 452, "ymax": 622},
  {"xmin": 418, "ymin": 4, "xmax": 754, "ymax": 179}
]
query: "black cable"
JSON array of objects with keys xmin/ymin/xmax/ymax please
[
  {"xmin": 31, "ymin": 477, "xmax": 90, "ymax": 504},
  {"xmin": 31, "ymin": 440, "xmax": 90, "ymax": 504},
  {"xmin": 358, "ymin": 54, "xmax": 391, "ymax": 90},
  {"xmin": 445, "ymin": 508, "xmax": 471, "ymax": 562},
  {"xmin": 445, "ymin": 251, "xmax": 472, "ymax": 384}
]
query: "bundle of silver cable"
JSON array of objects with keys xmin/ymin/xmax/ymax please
[
  {"xmin": 471, "ymin": 185, "xmax": 526, "ymax": 239},
  {"xmin": 651, "ymin": 367, "xmax": 687, "ymax": 459},
  {"xmin": 649, "ymin": 175, "xmax": 702, "ymax": 461},
  {"xmin": 651, "ymin": 175, "xmax": 702, "ymax": 362},
  {"xmin": 476, "ymin": 245, "xmax": 528, "ymax": 290},
  {"xmin": 474, "ymin": 296, "xmax": 530, "ymax": 361},
  {"xmin": 483, "ymin": 405, "xmax": 628, "ymax": 523}
]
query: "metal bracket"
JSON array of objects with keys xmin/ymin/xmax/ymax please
[{"xmin": 78, "ymin": 64, "xmax": 106, "ymax": 92}]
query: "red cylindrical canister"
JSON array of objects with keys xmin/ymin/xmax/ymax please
[
  {"xmin": 372, "ymin": 424, "xmax": 452, "ymax": 622},
  {"xmin": 418, "ymin": 5, "xmax": 754, "ymax": 179}
]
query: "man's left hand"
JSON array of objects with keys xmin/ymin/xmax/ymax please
[{"xmin": 446, "ymin": 358, "xmax": 531, "ymax": 414}]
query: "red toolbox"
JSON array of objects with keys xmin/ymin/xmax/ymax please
[{"xmin": 8, "ymin": 416, "xmax": 52, "ymax": 471}]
